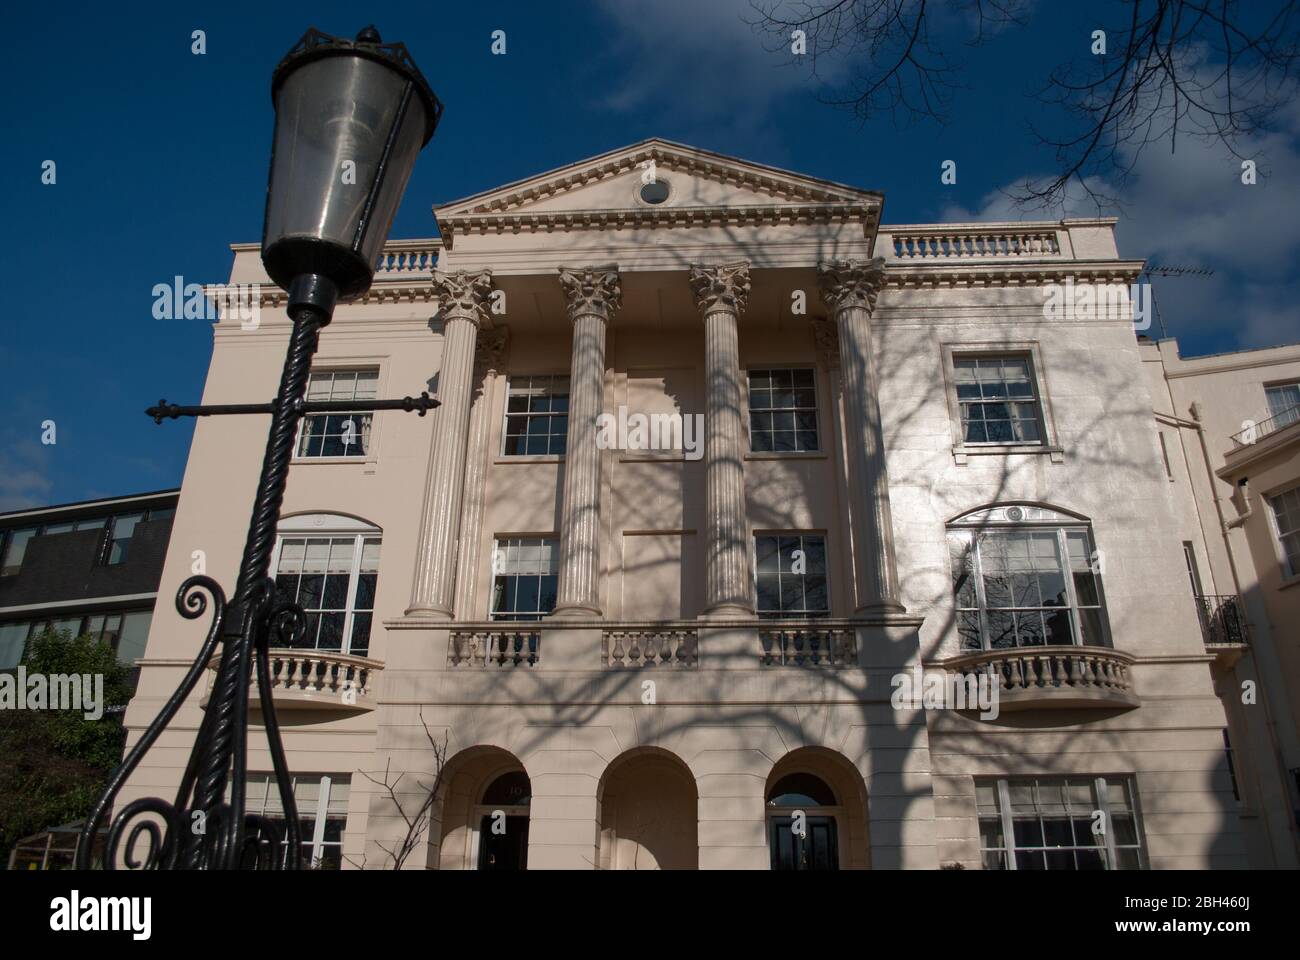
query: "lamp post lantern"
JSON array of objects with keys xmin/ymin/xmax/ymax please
[{"xmin": 78, "ymin": 26, "xmax": 443, "ymax": 870}]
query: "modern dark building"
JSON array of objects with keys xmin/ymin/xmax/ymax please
[{"xmin": 0, "ymin": 489, "xmax": 179, "ymax": 670}]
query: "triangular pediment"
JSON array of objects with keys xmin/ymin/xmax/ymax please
[{"xmin": 434, "ymin": 138, "xmax": 881, "ymax": 245}]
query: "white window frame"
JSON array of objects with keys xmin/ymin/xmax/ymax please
[
  {"xmin": 947, "ymin": 505, "xmax": 1109, "ymax": 650},
  {"xmin": 940, "ymin": 342, "xmax": 1064, "ymax": 463},
  {"xmin": 500, "ymin": 374, "xmax": 570, "ymax": 459},
  {"xmin": 1265, "ymin": 484, "xmax": 1300, "ymax": 581},
  {"xmin": 1264, "ymin": 380, "xmax": 1300, "ymax": 427},
  {"xmin": 489, "ymin": 536, "xmax": 559, "ymax": 622},
  {"xmin": 978, "ymin": 775, "xmax": 1146, "ymax": 871},
  {"xmin": 241, "ymin": 772, "xmax": 349, "ymax": 869},
  {"xmin": 270, "ymin": 514, "xmax": 381, "ymax": 655},
  {"xmin": 744, "ymin": 366, "xmax": 822, "ymax": 455},
  {"xmin": 753, "ymin": 532, "xmax": 831, "ymax": 619},
  {"xmin": 293, "ymin": 365, "xmax": 384, "ymax": 463}
]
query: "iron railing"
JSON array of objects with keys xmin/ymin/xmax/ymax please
[
  {"xmin": 1194, "ymin": 594, "xmax": 1250, "ymax": 647},
  {"xmin": 1230, "ymin": 403, "xmax": 1300, "ymax": 447}
]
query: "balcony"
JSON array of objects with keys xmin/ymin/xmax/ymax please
[
  {"xmin": 938, "ymin": 645, "xmax": 1139, "ymax": 712},
  {"xmin": 202, "ymin": 649, "xmax": 382, "ymax": 711},
  {"xmin": 1229, "ymin": 402, "xmax": 1300, "ymax": 448},
  {"xmin": 1194, "ymin": 594, "xmax": 1250, "ymax": 667}
]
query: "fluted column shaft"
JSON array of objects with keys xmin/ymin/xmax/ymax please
[
  {"xmin": 553, "ymin": 266, "xmax": 621, "ymax": 617},
  {"xmin": 819, "ymin": 258, "xmax": 904, "ymax": 613},
  {"xmin": 691, "ymin": 262, "xmax": 754, "ymax": 616},
  {"xmin": 454, "ymin": 328, "xmax": 509, "ymax": 619},
  {"xmin": 408, "ymin": 270, "xmax": 493, "ymax": 617}
]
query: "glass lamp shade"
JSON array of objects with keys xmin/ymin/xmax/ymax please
[{"xmin": 261, "ymin": 28, "xmax": 442, "ymax": 300}]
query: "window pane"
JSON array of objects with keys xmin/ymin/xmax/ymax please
[
  {"xmin": 2, "ymin": 528, "xmax": 38, "ymax": 575},
  {"xmin": 954, "ymin": 355, "xmax": 1042, "ymax": 444},
  {"xmin": 117, "ymin": 611, "xmax": 153, "ymax": 664},
  {"xmin": 0, "ymin": 622, "xmax": 29, "ymax": 669},
  {"xmin": 748, "ymin": 369, "xmax": 818, "ymax": 452}
]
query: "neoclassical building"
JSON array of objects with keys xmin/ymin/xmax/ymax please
[{"xmin": 117, "ymin": 138, "xmax": 1299, "ymax": 870}]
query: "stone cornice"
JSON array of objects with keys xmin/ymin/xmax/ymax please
[
  {"xmin": 205, "ymin": 279, "xmax": 441, "ymax": 310},
  {"xmin": 880, "ymin": 260, "xmax": 1146, "ymax": 289},
  {"xmin": 441, "ymin": 141, "xmax": 880, "ymax": 216},
  {"xmin": 437, "ymin": 202, "xmax": 878, "ymax": 247}
]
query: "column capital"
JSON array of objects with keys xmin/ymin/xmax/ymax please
[
  {"xmin": 434, "ymin": 269, "xmax": 494, "ymax": 327},
  {"xmin": 558, "ymin": 264, "xmax": 622, "ymax": 323},
  {"xmin": 689, "ymin": 261, "xmax": 751, "ymax": 314},
  {"xmin": 817, "ymin": 257, "xmax": 887, "ymax": 313}
]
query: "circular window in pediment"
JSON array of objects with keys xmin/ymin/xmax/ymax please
[{"xmin": 638, "ymin": 178, "xmax": 671, "ymax": 204}]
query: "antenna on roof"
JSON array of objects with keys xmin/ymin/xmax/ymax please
[{"xmin": 1139, "ymin": 264, "xmax": 1216, "ymax": 339}]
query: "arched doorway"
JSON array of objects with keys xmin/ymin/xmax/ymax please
[
  {"xmin": 767, "ymin": 772, "xmax": 841, "ymax": 870},
  {"xmin": 598, "ymin": 749, "xmax": 698, "ymax": 869},
  {"xmin": 432, "ymin": 748, "xmax": 531, "ymax": 870},
  {"xmin": 474, "ymin": 771, "xmax": 530, "ymax": 870},
  {"xmin": 765, "ymin": 748, "xmax": 870, "ymax": 870}
]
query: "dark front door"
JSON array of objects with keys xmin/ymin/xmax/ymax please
[
  {"xmin": 769, "ymin": 816, "xmax": 839, "ymax": 871},
  {"xmin": 477, "ymin": 815, "xmax": 529, "ymax": 870}
]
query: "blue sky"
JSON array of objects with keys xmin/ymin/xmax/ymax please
[{"xmin": 3, "ymin": 0, "xmax": 1298, "ymax": 509}]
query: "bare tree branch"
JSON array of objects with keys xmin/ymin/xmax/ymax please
[
  {"xmin": 357, "ymin": 709, "xmax": 449, "ymax": 870},
  {"xmin": 749, "ymin": 0, "xmax": 1300, "ymax": 208}
]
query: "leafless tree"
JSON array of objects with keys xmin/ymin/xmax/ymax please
[
  {"xmin": 750, "ymin": 1, "xmax": 1300, "ymax": 208},
  {"xmin": 353, "ymin": 709, "xmax": 449, "ymax": 870}
]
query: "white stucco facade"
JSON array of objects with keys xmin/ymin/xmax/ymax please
[{"xmin": 118, "ymin": 139, "xmax": 1299, "ymax": 870}]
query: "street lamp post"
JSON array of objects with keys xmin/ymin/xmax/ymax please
[{"xmin": 77, "ymin": 26, "xmax": 443, "ymax": 870}]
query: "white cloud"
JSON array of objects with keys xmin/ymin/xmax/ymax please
[
  {"xmin": 590, "ymin": 0, "xmax": 836, "ymax": 142},
  {"xmin": 939, "ymin": 109, "xmax": 1300, "ymax": 351},
  {"xmin": 0, "ymin": 435, "xmax": 54, "ymax": 511}
]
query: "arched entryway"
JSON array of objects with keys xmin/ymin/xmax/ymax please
[
  {"xmin": 765, "ymin": 747, "xmax": 870, "ymax": 870},
  {"xmin": 598, "ymin": 748, "xmax": 698, "ymax": 869},
  {"xmin": 432, "ymin": 747, "xmax": 531, "ymax": 870}
]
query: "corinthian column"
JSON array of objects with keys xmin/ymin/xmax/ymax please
[
  {"xmin": 818, "ymin": 258, "xmax": 904, "ymax": 613},
  {"xmin": 407, "ymin": 269, "xmax": 493, "ymax": 618},
  {"xmin": 552, "ymin": 265, "xmax": 620, "ymax": 618},
  {"xmin": 690, "ymin": 262, "xmax": 755, "ymax": 617},
  {"xmin": 453, "ymin": 326, "xmax": 510, "ymax": 620}
]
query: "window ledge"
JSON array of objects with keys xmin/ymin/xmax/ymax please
[
  {"xmin": 618, "ymin": 454, "xmax": 699, "ymax": 463},
  {"xmin": 291, "ymin": 456, "xmax": 377, "ymax": 466},
  {"xmin": 953, "ymin": 444, "xmax": 1064, "ymax": 465},
  {"xmin": 1277, "ymin": 573, "xmax": 1300, "ymax": 592},
  {"xmin": 745, "ymin": 451, "xmax": 828, "ymax": 461},
  {"xmin": 495, "ymin": 455, "xmax": 564, "ymax": 464}
]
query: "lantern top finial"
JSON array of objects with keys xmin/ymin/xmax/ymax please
[{"xmin": 271, "ymin": 26, "xmax": 443, "ymax": 144}]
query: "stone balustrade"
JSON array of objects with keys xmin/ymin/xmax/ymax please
[
  {"xmin": 884, "ymin": 226, "xmax": 1063, "ymax": 261},
  {"xmin": 204, "ymin": 649, "xmax": 381, "ymax": 711},
  {"xmin": 604, "ymin": 628, "xmax": 698, "ymax": 668},
  {"xmin": 374, "ymin": 239, "xmax": 440, "ymax": 279},
  {"xmin": 758, "ymin": 626, "xmax": 857, "ymax": 667},
  {"xmin": 938, "ymin": 645, "xmax": 1139, "ymax": 711},
  {"xmin": 448, "ymin": 629, "xmax": 542, "ymax": 667}
]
